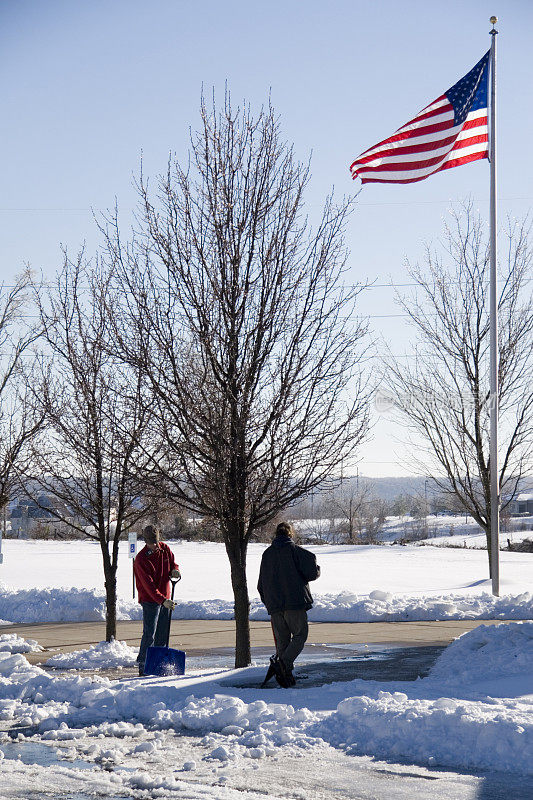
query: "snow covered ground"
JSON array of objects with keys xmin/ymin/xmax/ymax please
[
  {"xmin": 296, "ymin": 513, "xmax": 533, "ymax": 547},
  {"xmin": 0, "ymin": 538, "xmax": 532, "ymax": 625},
  {"xmin": 0, "ymin": 539, "xmax": 532, "ymax": 797},
  {"xmin": 0, "ymin": 622, "xmax": 532, "ymax": 799}
]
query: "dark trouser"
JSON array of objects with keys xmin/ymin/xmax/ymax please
[
  {"xmin": 137, "ymin": 601, "xmax": 171, "ymax": 667},
  {"xmin": 270, "ymin": 609, "xmax": 309, "ymax": 671}
]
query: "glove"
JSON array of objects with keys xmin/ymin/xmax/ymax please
[
  {"xmin": 171, "ymin": 568, "xmax": 181, "ymax": 580},
  {"xmin": 163, "ymin": 599, "xmax": 176, "ymax": 610}
]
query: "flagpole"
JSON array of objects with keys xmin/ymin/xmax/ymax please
[{"xmin": 489, "ymin": 16, "xmax": 499, "ymax": 596}]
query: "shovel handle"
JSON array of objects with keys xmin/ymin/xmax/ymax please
[
  {"xmin": 171, "ymin": 575, "xmax": 181, "ymax": 599},
  {"xmin": 166, "ymin": 575, "xmax": 181, "ymax": 648}
]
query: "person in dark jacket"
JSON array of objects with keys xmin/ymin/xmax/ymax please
[
  {"xmin": 134, "ymin": 525, "xmax": 181, "ymax": 676},
  {"xmin": 257, "ymin": 521, "xmax": 320, "ymax": 686}
]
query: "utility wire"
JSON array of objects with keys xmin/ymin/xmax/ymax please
[{"xmin": 0, "ymin": 195, "xmax": 531, "ymax": 212}]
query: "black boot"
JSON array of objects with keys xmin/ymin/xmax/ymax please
[
  {"xmin": 272, "ymin": 655, "xmax": 290, "ymax": 688},
  {"xmin": 285, "ymin": 668, "xmax": 296, "ymax": 687},
  {"xmin": 279, "ymin": 659, "xmax": 296, "ymax": 686}
]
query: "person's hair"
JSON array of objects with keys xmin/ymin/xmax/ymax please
[
  {"xmin": 143, "ymin": 524, "xmax": 160, "ymax": 543},
  {"xmin": 275, "ymin": 521, "xmax": 294, "ymax": 538}
]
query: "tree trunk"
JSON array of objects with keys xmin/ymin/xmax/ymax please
[
  {"xmin": 233, "ymin": 579, "xmax": 251, "ymax": 667},
  {"xmin": 227, "ymin": 546, "xmax": 251, "ymax": 668},
  {"xmin": 103, "ymin": 562, "xmax": 117, "ymax": 641}
]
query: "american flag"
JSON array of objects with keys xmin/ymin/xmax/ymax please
[{"xmin": 350, "ymin": 52, "xmax": 490, "ymax": 184}]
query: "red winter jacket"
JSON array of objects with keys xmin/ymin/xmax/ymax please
[{"xmin": 133, "ymin": 542, "xmax": 178, "ymax": 604}]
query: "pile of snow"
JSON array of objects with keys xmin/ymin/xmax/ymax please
[
  {"xmin": 317, "ymin": 621, "xmax": 533, "ymax": 774},
  {"xmin": 0, "ymin": 633, "xmax": 43, "ymax": 654},
  {"xmin": 429, "ymin": 620, "xmax": 533, "ymax": 684},
  {"xmin": 45, "ymin": 639, "xmax": 137, "ymax": 670},
  {"xmin": 0, "ymin": 621, "xmax": 532, "ymax": 776},
  {"xmin": 318, "ymin": 689, "xmax": 533, "ymax": 775},
  {"xmin": 1, "ymin": 583, "xmax": 532, "ymax": 624},
  {"xmin": 306, "ymin": 589, "xmax": 533, "ymax": 622}
]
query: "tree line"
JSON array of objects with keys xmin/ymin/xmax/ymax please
[{"xmin": 0, "ymin": 95, "xmax": 531, "ymax": 666}]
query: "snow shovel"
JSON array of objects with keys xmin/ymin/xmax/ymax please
[{"xmin": 143, "ymin": 576, "xmax": 186, "ymax": 677}]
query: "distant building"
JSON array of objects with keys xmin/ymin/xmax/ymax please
[
  {"xmin": 9, "ymin": 495, "xmax": 74, "ymax": 537},
  {"xmin": 509, "ymin": 493, "xmax": 533, "ymax": 516}
]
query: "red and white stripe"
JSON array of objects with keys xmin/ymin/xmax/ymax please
[{"xmin": 350, "ymin": 95, "xmax": 488, "ymax": 185}]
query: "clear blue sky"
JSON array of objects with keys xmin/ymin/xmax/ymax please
[{"xmin": 1, "ymin": 0, "xmax": 531, "ymax": 477}]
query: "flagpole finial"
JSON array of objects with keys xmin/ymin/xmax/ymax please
[{"xmin": 490, "ymin": 16, "xmax": 498, "ymax": 32}]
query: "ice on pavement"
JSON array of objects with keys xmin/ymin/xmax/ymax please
[{"xmin": 1, "ymin": 621, "xmax": 532, "ymax": 777}]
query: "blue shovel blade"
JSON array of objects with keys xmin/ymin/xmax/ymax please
[{"xmin": 144, "ymin": 646, "xmax": 186, "ymax": 676}]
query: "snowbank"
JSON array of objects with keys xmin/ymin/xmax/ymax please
[
  {"xmin": 2, "ymin": 540, "xmax": 532, "ymax": 630},
  {"xmin": 318, "ymin": 621, "xmax": 533, "ymax": 773},
  {"xmin": 1, "ymin": 584, "xmax": 532, "ymax": 624},
  {"xmin": 0, "ymin": 586, "xmax": 137, "ymax": 624},
  {"xmin": 318, "ymin": 690, "xmax": 533, "ymax": 775},
  {"xmin": 307, "ymin": 589, "xmax": 533, "ymax": 622}
]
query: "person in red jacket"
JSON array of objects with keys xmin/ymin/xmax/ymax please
[{"xmin": 134, "ymin": 525, "xmax": 181, "ymax": 676}]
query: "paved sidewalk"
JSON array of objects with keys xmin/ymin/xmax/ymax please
[{"xmin": 3, "ymin": 618, "xmax": 510, "ymax": 666}]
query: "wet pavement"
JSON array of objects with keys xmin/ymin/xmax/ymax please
[
  {"xmin": 226, "ymin": 643, "xmax": 446, "ymax": 688},
  {"xmin": 0, "ymin": 737, "xmax": 92, "ymax": 771},
  {"xmin": 35, "ymin": 641, "xmax": 445, "ymax": 684}
]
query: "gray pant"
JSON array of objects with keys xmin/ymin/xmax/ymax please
[
  {"xmin": 270, "ymin": 609, "xmax": 309, "ymax": 671},
  {"xmin": 137, "ymin": 601, "xmax": 171, "ymax": 666}
]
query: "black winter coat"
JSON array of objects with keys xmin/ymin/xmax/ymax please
[{"xmin": 257, "ymin": 534, "xmax": 320, "ymax": 615}]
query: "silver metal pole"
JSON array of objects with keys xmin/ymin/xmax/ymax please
[{"xmin": 489, "ymin": 17, "xmax": 499, "ymax": 596}]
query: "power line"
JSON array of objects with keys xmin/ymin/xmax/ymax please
[
  {"xmin": 366, "ymin": 314, "xmax": 409, "ymax": 319},
  {"xmin": 357, "ymin": 196, "xmax": 533, "ymax": 207},
  {"xmin": 0, "ymin": 196, "xmax": 531, "ymax": 212},
  {"xmin": 0, "ymin": 208, "xmax": 93, "ymax": 212}
]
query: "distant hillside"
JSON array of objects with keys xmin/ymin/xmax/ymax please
[
  {"xmin": 339, "ymin": 475, "xmax": 533, "ymax": 503},
  {"xmin": 357, "ymin": 476, "xmax": 427, "ymax": 502},
  {"xmin": 290, "ymin": 475, "xmax": 436, "ymax": 518},
  {"xmin": 291, "ymin": 475, "xmax": 533, "ymax": 518}
]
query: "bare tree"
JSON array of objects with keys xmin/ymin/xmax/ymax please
[
  {"xmin": 385, "ymin": 206, "xmax": 533, "ymax": 572},
  {"xmin": 327, "ymin": 477, "xmax": 368, "ymax": 543},
  {"xmin": 26, "ymin": 255, "xmax": 155, "ymax": 640},
  {"xmin": 107, "ymin": 95, "xmax": 371, "ymax": 666},
  {"xmin": 0, "ymin": 271, "xmax": 44, "ymax": 534}
]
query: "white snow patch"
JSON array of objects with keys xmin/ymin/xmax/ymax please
[
  {"xmin": 45, "ymin": 639, "xmax": 137, "ymax": 670},
  {"xmin": 0, "ymin": 539, "xmax": 532, "ymax": 625},
  {"xmin": 0, "ymin": 633, "xmax": 43, "ymax": 653},
  {"xmin": 0, "ymin": 585, "xmax": 140, "ymax": 624}
]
